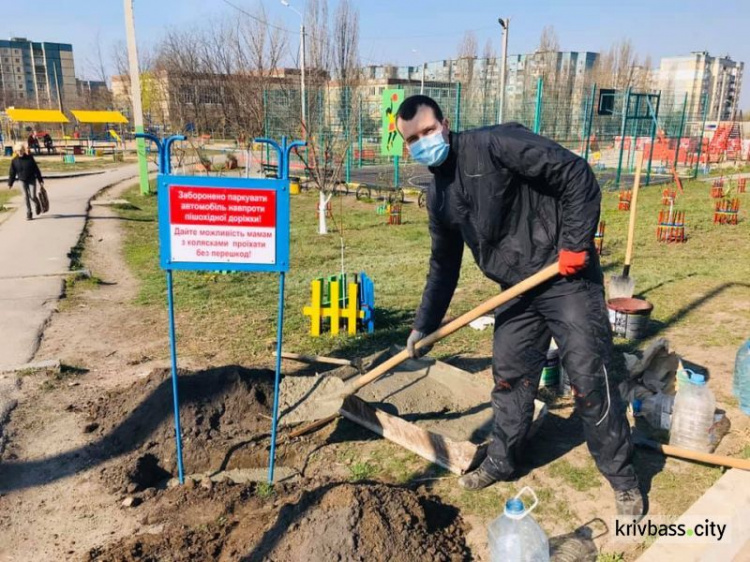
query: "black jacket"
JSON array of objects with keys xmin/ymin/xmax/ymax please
[
  {"xmin": 8, "ymin": 154, "xmax": 43, "ymax": 187},
  {"xmin": 414, "ymin": 123, "xmax": 602, "ymax": 333}
]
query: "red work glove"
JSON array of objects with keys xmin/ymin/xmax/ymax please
[{"xmin": 559, "ymin": 249, "xmax": 588, "ymax": 276}]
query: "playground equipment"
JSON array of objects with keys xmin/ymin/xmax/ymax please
[
  {"xmin": 303, "ymin": 272, "xmax": 375, "ymax": 337},
  {"xmin": 714, "ymin": 198, "xmax": 740, "ymax": 225},
  {"xmin": 375, "ymin": 203, "xmax": 403, "ymax": 224},
  {"xmin": 618, "ymin": 190, "xmax": 632, "ymax": 211},
  {"xmin": 594, "ymin": 221, "xmax": 605, "ymax": 255},
  {"xmin": 355, "ymin": 183, "xmax": 405, "ymax": 203}
]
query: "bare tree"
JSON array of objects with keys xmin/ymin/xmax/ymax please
[
  {"xmin": 538, "ymin": 25, "xmax": 560, "ymax": 53},
  {"xmin": 333, "ymin": 0, "xmax": 359, "ymax": 83},
  {"xmin": 483, "ymin": 38, "xmax": 496, "ymax": 61},
  {"xmin": 306, "ymin": 0, "xmax": 331, "ymax": 75}
]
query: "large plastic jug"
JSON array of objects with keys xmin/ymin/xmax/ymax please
[
  {"xmin": 669, "ymin": 372, "xmax": 716, "ymax": 452},
  {"xmin": 488, "ymin": 487, "xmax": 549, "ymax": 562},
  {"xmin": 733, "ymin": 339, "xmax": 750, "ymax": 414}
]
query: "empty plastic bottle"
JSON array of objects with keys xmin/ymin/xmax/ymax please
[
  {"xmin": 669, "ymin": 372, "xmax": 716, "ymax": 453},
  {"xmin": 639, "ymin": 392, "xmax": 675, "ymax": 430},
  {"xmin": 733, "ymin": 339, "xmax": 750, "ymax": 415},
  {"xmin": 488, "ymin": 487, "xmax": 549, "ymax": 562}
]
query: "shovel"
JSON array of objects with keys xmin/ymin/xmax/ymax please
[
  {"xmin": 609, "ymin": 151, "xmax": 644, "ymax": 300},
  {"xmin": 288, "ymin": 263, "xmax": 560, "ymax": 438}
]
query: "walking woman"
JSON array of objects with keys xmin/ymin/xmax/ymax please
[{"xmin": 7, "ymin": 143, "xmax": 44, "ymax": 220}]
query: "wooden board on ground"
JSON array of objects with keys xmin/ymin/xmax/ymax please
[{"xmin": 338, "ymin": 347, "xmax": 547, "ymax": 474}]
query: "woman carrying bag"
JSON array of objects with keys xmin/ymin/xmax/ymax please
[{"xmin": 7, "ymin": 143, "xmax": 47, "ymax": 220}]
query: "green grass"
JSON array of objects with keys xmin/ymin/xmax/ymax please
[
  {"xmin": 548, "ymin": 459, "xmax": 603, "ymax": 492},
  {"xmin": 348, "ymin": 461, "xmax": 377, "ymax": 481},
  {"xmin": 706, "ymin": 163, "xmax": 750, "ymax": 177},
  {"xmin": 255, "ymin": 482, "xmax": 275, "ymax": 498},
  {"xmin": 649, "ymin": 463, "xmax": 723, "ymax": 515},
  {"xmin": 0, "ymin": 187, "xmax": 19, "ymax": 210},
  {"xmin": 598, "ymin": 178, "xmax": 750, "ymax": 350},
  {"xmin": 114, "ymin": 176, "xmax": 750, "ymax": 367}
]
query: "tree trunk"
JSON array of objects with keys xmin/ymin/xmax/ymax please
[{"xmin": 318, "ymin": 191, "xmax": 329, "ymax": 235}]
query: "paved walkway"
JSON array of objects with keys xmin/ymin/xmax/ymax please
[{"xmin": 0, "ymin": 165, "xmax": 143, "ymax": 370}]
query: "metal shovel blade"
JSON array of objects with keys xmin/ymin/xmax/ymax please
[
  {"xmin": 609, "ymin": 274, "xmax": 636, "ymax": 300},
  {"xmin": 278, "ymin": 375, "xmax": 348, "ymax": 425}
]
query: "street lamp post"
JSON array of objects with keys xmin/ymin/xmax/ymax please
[
  {"xmin": 413, "ymin": 49, "xmax": 426, "ymax": 94},
  {"xmin": 497, "ymin": 17, "xmax": 509, "ymax": 124},
  {"xmin": 123, "ymin": 0, "xmax": 150, "ymax": 195},
  {"xmin": 281, "ymin": 0, "xmax": 306, "ymax": 136}
]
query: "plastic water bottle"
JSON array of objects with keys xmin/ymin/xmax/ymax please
[
  {"xmin": 488, "ymin": 487, "xmax": 549, "ymax": 562},
  {"xmin": 733, "ymin": 339, "xmax": 750, "ymax": 415},
  {"xmin": 669, "ymin": 372, "xmax": 716, "ymax": 453},
  {"xmin": 639, "ymin": 392, "xmax": 675, "ymax": 430}
]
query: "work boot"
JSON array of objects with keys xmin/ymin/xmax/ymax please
[
  {"xmin": 615, "ymin": 486, "xmax": 645, "ymax": 520},
  {"xmin": 458, "ymin": 466, "xmax": 501, "ymax": 491},
  {"xmin": 26, "ymin": 213, "xmax": 33, "ymax": 221}
]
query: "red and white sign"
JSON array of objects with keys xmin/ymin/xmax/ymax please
[{"xmin": 168, "ymin": 186, "xmax": 276, "ymax": 264}]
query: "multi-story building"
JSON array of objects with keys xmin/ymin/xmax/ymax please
[
  {"xmin": 76, "ymin": 79, "xmax": 108, "ymax": 98},
  {"xmin": 0, "ymin": 37, "xmax": 76, "ymax": 108},
  {"xmin": 361, "ymin": 51, "xmax": 598, "ymax": 133},
  {"xmin": 657, "ymin": 52, "xmax": 743, "ymax": 121}
]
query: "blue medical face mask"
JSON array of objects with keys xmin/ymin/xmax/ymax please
[{"xmin": 408, "ymin": 129, "xmax": 449, "ymax": 167}]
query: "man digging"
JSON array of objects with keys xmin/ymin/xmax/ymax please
[{"xmin": 396, "ymin": 95, "xmax": 644, "ymax": 518}]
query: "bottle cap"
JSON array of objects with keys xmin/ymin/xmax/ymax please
[
  {"xmin": 632, "ymin": 399, "xmax": 642, "ymax": 414},
  {"xmin": 505, "ymin": 498, "xmax": 524, "ymax": 515}
]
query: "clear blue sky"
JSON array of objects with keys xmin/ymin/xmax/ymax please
[{"xmin": 4, "ymin": 0, "xmax": 749, "ymax": 110}]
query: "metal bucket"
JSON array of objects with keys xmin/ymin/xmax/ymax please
[{"xmin": 607, "ymin": 297, "xmax": 653, "ymax": 340}]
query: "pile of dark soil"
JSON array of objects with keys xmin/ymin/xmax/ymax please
[
  {"xmin": 85, "ymin": 366, "xmax": 280, "ymax": 493},
  {"xmin": 87, "ymin": 481, "xmax": 470, "ymax": 562}
]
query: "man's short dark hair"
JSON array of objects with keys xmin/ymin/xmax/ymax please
[{"xmin": 396, "ymin": 95, "xmax": 444, "ymax": 123}]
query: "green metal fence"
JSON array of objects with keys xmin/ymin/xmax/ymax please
[{"xmin": 260, "ymin": 62, "xmax": 711, "ymax": 190}]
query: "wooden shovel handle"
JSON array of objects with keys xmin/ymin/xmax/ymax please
[
  {"xmin": 339, "ymin": 262, "xmax": 560, "ymax": 398},
  {"xmin": 623, "ymin": 151, "xmax": 644, "ymax": 269},
  {"xmin": 636, "ymin": 437, "xmax": 750, "ymax": 471},
  {"xmin": 288, "ymin": 263, "xmax": 559, "ymax": 439}
]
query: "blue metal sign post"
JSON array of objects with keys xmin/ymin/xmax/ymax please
[{"xmin": 137, "ymin": 133, "xmax": 304, "ymax": 484}]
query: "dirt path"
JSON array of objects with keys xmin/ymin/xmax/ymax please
[
  {"xmin": 0, "ymin": 181, "xmax": 473, "ymax": 562},
  {"xmin": 0, "ymin": 180, "xmax": 173, "ymax": 561}
]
